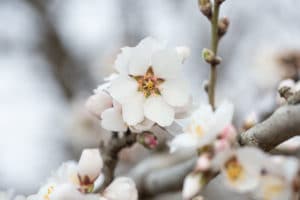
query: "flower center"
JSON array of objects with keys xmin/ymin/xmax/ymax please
[
  {"xmin": 131, "ymin": 67, "xmax": 164, "ymax": 98},
  {"xmin": 194, "ymin": 125, "xmax": 204, "ymax": 136},
  {"xmin": 225, "ymin": 157, "xmax": 244, "ymax": 182},
  {"xmin": 43, "ymin": 186, "xmax": 54, "ymax": 200}
]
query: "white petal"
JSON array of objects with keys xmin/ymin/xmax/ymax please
[
  {"xmin": 151, "ymin": 49, "xmax": 181, "ymax": 79},
  {"xmin": 144, "ymin": 96, "xmax": 175, "ymax": 126},
  {"xmin": 160, "ymin": 78, "xmax": 189, "ymax": 107},
  {"xmin": 115, "ymin": 47, "xmax": 132, "ymax": 74},
  {"xmin": 78, "ymin": 149, "xmax": 103, "ymax": 181},
  {"xmin": 101, "ymin": 108, "xmax": 127, "ymax": 132},
  {"xmin": 122, "ymin": 93, "xmax": 145, "ymax": 126},
  {"xmin": 214, "ymin": 100, "xmax": 234, "ymax": 134},
  {"xmin": 104, "ymin": 177, "xmax": 138, "ymax": 200},
  {"xmin": 169, "ymin": 133, "xmax": 198, "ymax": 153},
  {"xmin": 109, "ymin": 76, "xmax": 138, "ymax": 104},
  {"xmin": 85, "ymin": 92, "xmax": 112, "ymax": 118},
  {"xmin": 182, "ymin": 173, "xmax": 202, "ymax": 200},
  {"xmin": 129, "ymin": 37, "xmax": 164, "ymax": 76},
  {"xmin": 51, "ymin": 184, "xmax": 84, "ymax": 200}
]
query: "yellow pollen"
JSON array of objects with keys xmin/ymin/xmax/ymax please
[
  {"xmin": 132, "ymin": 67, "xmax": 164, "ymax": 98},
  {"xmin": 225, "ymin": 157, "xmax": 244, "ymax": 182},
  {"xmin": 195, "ymin": 125, "xmax": 204, "ymax": 136},
  {"xmin": 43, "ymin": 186, "xmax": 54, "ymax": 200}
]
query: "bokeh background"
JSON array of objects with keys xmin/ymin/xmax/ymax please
[{"xmin": 1, "ymin": 0, "xmax": 300, "ymax": 196}]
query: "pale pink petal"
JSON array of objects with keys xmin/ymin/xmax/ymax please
[
  {"xmin": 144, "ymin": 96, "xmax": 175, "ymax": 127},
  {"xmin": 168, "ymin": 133, "xmax": 197, "ymax": 153},
  {"xmin": 151, "ymin": 49, "xmax": 181, "ymax": 79},
  {"xmin": 85, "ymin": 92, "xmax": 112, "ymax": 118},
  {"xmin": 160, "ymin": 79, "xmax": 189, "ymax": 107},
  {"xmin": 101, "ymin": 108, "xmax": 127, "ymax": 132},
  {"xmin": 109, "ymin": 76, "xmax": 138, "ymax": 104},
  {"xmin": 122, "ymin": 93, "xmax": 145, "ymax": 126}
]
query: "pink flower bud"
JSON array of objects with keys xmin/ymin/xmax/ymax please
[
  {"xmin": 195, "ymin": 153, "xmax": 211, "ymax": 171},
  {"xmin": 219, "ymin": 124, "xmax": 237, "ymax": 142},
  {"xmin": 137, "ymin": 132, "xmax": 158, "ymax": 149},
  {"xmin": 78, "ymin": 149, "xmax": 103, "ymax": 185}
]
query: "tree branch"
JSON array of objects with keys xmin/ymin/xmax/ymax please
[
  {"xmin": 99, "ymin": 131, "xmax": 137, "ymax": 191},
  {"xmin": 240, "ymin": 104, "xmax": 300, "ymax": 151}
]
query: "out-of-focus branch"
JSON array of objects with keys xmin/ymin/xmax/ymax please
[
  {"xmin": 141, "ymin": 159, "xmax": 196, "ymax": 196},
  {"xmin": 26, "ymin": 0, "xmax": 93, "ymax": 99},
  {"xmin": 240, "ymin": 103, "xmax": 300, "ymax": 151},
  {"xmin": 99, "ymin": 131, "xmax": 137, "ymax": 191}
]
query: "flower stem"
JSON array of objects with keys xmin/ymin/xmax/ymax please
[{"xmin": 208, "ymin": 1, "xmax": 220, "ymax": 110}]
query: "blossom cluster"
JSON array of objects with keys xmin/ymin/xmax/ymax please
[
  {"xmin": 10, "ymin": 149, "xmax": 138, "ymax": 200},
  {"xmin": 86, "ymin": 37, "xmax": 191, "ymax": 133},
  {"xmin": 174, "ymin": 102, "xmax": 300, "ymax": 200}
]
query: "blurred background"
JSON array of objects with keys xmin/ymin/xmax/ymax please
[{"xmin": 1, "ymin": 0, "xmax": 300, "ymax": 196}]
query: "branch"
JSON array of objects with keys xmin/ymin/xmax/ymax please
[
  {"xmin": 240, "ymin": 104, "xmax": 300, "ymax": 151},
  {"xmin": 26, "ymin": 0, "xmax": 94, "ymax": 99},
  {"xmin": 141, "ymin": 159, "xmax": 195, "ymax": 196},
  {"xmin": 99, "ymin": 131, "xmax": 137, "ymax": 191}
]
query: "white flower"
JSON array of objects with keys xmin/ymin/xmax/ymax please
[
  {"xmin": 169, "ymin": 101, "xmax": 234, "ymax": 152},
  {"xmin": 103, "ymin": 177, "xmax": 138, "ymax": 200},
  {"xmin": 255, "ymin": 156, "xmax": 299, "ymax": 200},
  {"xmin": 182, "ymin": 173, "xmax": 203, "ymax": 200},
  {"xmin": 219, "ymin": 147, "xmax": 266, "ymax": 192},
  {"xmin": 78, "ymin": 149, "xmax": 103, "ymax": 183},
  {"xmin": 109, "ymin": 37, "xmax": 190, "ymax": 127},
  {"xmin": 49, "ymin": 184, "xmax": 84, "ymax": 200},
  {"xmin": 47, "ymin": 161, "xmax": 79, "ymax": 185}
]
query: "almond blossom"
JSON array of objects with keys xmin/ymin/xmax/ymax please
[
  {"xmin": 255, "ymin": 156, "xmax": 300, "ymax": 200},
  {"xmin": 169, "ymin": 101, "xmax": 234, "ymax": 152},
  {"xmin": 108, "ymin": 37, "xmax": 191, "ymax": 127},
  {"xmin": 218, "ymin": 147, "xmax": 266, "ymax": 192}
]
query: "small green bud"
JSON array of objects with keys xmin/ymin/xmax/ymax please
[{"xmin": 202, "ymin": 48, "xmax": 215, "ymax": 63}]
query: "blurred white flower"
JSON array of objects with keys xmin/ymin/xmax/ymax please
[
  {"xmin": 103, "ymin": 177, "xmax": 138, "ymax": 200},
  {"xmin": 182, "ymin": 173, "xmax": 203, "ymax": 200},
  {"xmin": 256, "ymin": 156, "xmax": 300, "ymax": 200},
  {"xmin": 176, "ymin": 46, "xmax": 191, "ymax": 63},
  {"xmin": 219, "ymin": 147, "xmax": 266, "ymax": 192},
  {"xmin": 169, "ymin": 101, "xmax": 234, "ymax": 152},
  {"xmin": 78, "ymin": 149, "xmax": 103, "ymax": 185},
  {"xmin": 109, "ymin": 37, "xmax": 190, "ymax": 127}
]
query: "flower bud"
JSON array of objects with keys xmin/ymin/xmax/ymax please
[
  {"xmin": 137, "ymin": 132, "xmax": 158, "ymax": 149},
  {"xmin": 182, "ymin": 173, "xmax": 203, "ymax": 200},
  {"xmin": 218, "ymin": 17, "xmax": 230, "ymax": 38},
  {"xmin": 103, "ymin": 177, "xmax": 138, "ymax": 200},
  {"xmin": 278, "ymin": 79, "xmax": 295, "ymax": 99},
  {"xmin": 85, "ymin": 92, "xmax": 112, "ymax": 118},
  {"xmin": 202, "ymin": 48, "xmax": 215, "ymax": 63},
  {"xmin": 78, "ymin": 149, "xmax": 103, "ymax": 189},
  {"xmin": 195, "ymin": 153, "xmax": 211, "ymax": 171},
  {"xmin": 176, "ymin": 46, "xmax": 191, "ymax": 63},
  {"xmin": 198, "ymin": 0, "xmax": 212, "ymax": 19}
]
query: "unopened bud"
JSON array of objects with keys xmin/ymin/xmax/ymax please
[
  {"xmin": 218, "ymin": 17, "xmax": 230, "ymax": 38},
  {"xmin": 78, "ymin": 149, "xmax": 103, "ymax": 190},
  {"xmin": 215, "ymin": 0, "xmax": 225, "ymax": 5},
  {"xmin": 198, "ymin": 0, "xmax": 212, "ymax": 19},
  {"xmin": 85, "ymin": 91, "xmax": 113, "ymax": 118},
  {"xmin": 137, "ymin": 132, "xmax": 158, "ymax": 149},
  {"xmin": 202, "ymin": 48, "xmax": 221, "ymax": 65},
  {"xmin": 278, "ymin": 79, "xmax": 295, "ymax": 99}
]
